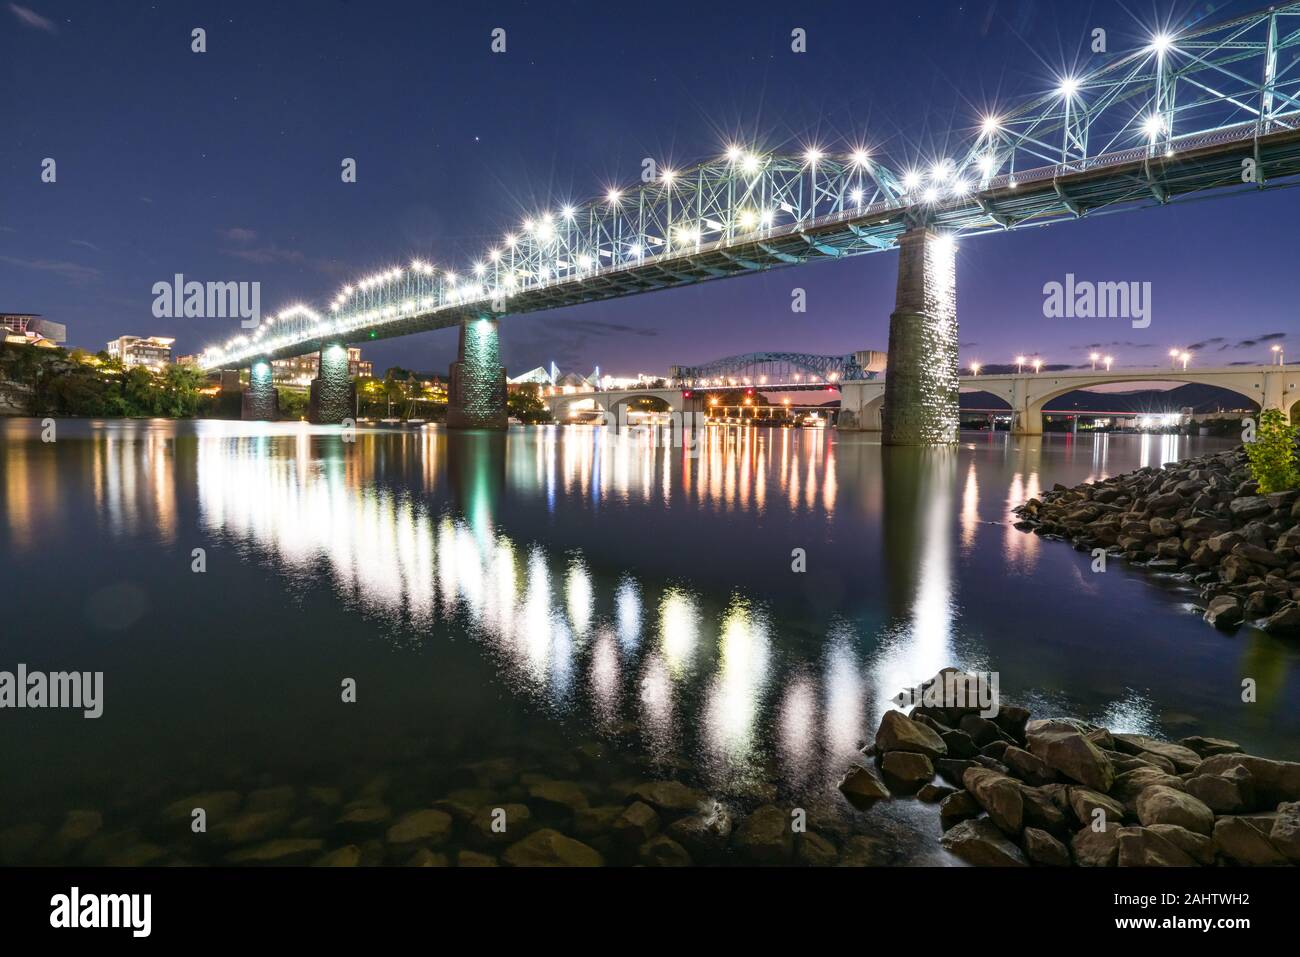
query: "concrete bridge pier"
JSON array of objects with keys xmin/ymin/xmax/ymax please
[
  {"xmin": 309, "ymin": 343, "xmax": 355, "ymax": 424},
  {"xmin": 447, "ymin": 317, "xmax": 508, "ymax": 430},
  {"xmin": 240, "ymin": 358, "xmax": 280, "ymax": 420},
  {"xmin": 881, "ymin": 228, "xmax": 959, "ymax": 446},
  {"xmin": 1010, "ymin": 377, "xmax": 1042, "ymax": 436}
]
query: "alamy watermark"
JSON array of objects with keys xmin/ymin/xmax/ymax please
[
  {"xmin": 152, "ymin": 274, "xmax": 260, "ymax": 329},
  {"xmin": 0, "ymin": 665, "xmax": 103, "ymax": 718},
  {"xmin": 893, "ymin": 670, "xmax": 1001, "ymax": 718},
  {"xmin": 1042, "ymin": 273, "xmax": 1151, "ymax": 328},
  {"xmin": 598, "ymin": 406, "xmax": 707, "ymax": 458}
]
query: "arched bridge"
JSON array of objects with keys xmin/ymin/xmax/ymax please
[
  {"xmin": 668, "ymin": 352, "xmax": 874, "ymax": 388},
  {"xmin": 200, "ymin": 3, "xmax": 1300, "ymax": 445}
]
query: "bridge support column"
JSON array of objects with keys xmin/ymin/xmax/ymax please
[
  {"xmin": 447, "ymin": 317, "xmax": 507, "ymax": 430},
  {"xmin": 1010, "ymin": 378, "xmax": 1042, "ymax": 436},
  {"xmin": 836, "ymin": 381, "xmax": 884, "ymax": 432},
  {"xmin": 1263, "ymin": 369, "xmax": 1291, "ymax": 422},
  {"xmin": 309, "ymin": 343, "xmax": 355, "ymax": 424},
  {"xmin": 240, "ymin": 358, "xmax": 280, "ymax": 420},
  {"xmin": 882, "ymin": 228, "xmax": 959, "ymax": 446}
]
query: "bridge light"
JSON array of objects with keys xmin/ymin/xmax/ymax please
[
  {"xmin": 923, "ymin": 187, "xmax": 939, "ymax": 203},
  {"xmin": 627, "ymin": 243, "xmax": 642, "ymax": 257},
  {"xmin": 473, "ymin": 262, "xmax": 486, "ymax": 276},
  {"xmin": 1015, "ymin": 355, "xmax": 1026, "ymax": 373},
  {"xmin": 970, "ymin": 362, "xmax": 981, "ymax": 376},
  {"xmin": 741, "ymin": 153, "xmax": 760, "ymax": 174},
  {"xmin": 977, "ymin": 154, "xmax": 998, "ymax": 176},
  {"xmin": 725, "ymin": 145, "xmax": 743, "ymax": 161},
  {"xmin": 1149, "ymin": 33, "xmax": 1174, "ymax": 54},
  {"xmin": 951, "ymin": 179, "xmax": 971, "ymax": 196},
  {"xmin": 851, "ymin": 148, "xmax": 870, "ymax": 167},
  {"xmin": 738, "ymin": 209, "xmax": 757, "ymax": 229},
  {"xmin": 1180, "ymin": 351, "xmax": 1191, "ymax": 370},
  {"xmin": 804, "ymin": 147, "xmax": 823, "ymax": 164},
  {"xmin": 1104, "ymin": 355, "xmax": 1113, "ymax": 370},
  {"xmin": 930, "ymin": 159, "xmax": 952, "ymax": 182},
  {"xmin": 1090, "ymin": 352, "xmax": 1099, "ymax": 369},
  {"xmin": 1143, "ymin": 114, "xmax": 1165, "ymax": 140},
  {"xmin": 981, "ymin": 115, "xmax": 1001, "ymax": 135},
  {"xmin": 562, "ymin": 205, "xmax": 576, "ymax": 220},
  {"xmin": 1032, "ymin": 358, "xmax": 1043, "ymax": 373},
  {"xmin": 850, "ymin": 187, "xmax": 864, "ymax": 205},
  {"xmin": 606, "ymin": 189, "xmax": 621, "ymax": 204},
  {"xmin": 759, "ymin": 209, "xmax": 774, "ymax": 225},
  {"xmin": 489, "ymin": 249, "xmax": 501, "ymax": 262},
  {"xmin": 902, "ymin": 170, "xmax": 922, "ymax": 191},
  {"xmin": 661, "ymin": 168, "xmax": 676, "ymax": 184},
  {"xmin": 342, "ymin": 285, "xmax": 353, "ymax": 296},
  {"xmin": 1057, "ymin": 76, "xmax": 1080, "ymax": 98}
]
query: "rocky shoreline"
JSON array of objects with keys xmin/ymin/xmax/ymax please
[
  {"xmin": 1011, "ymin": 445, "xmax": 1300, "ymax": 635},
  {"xmin": 855, "ymin": 668, "xmax": 1300, "ymax": 866}
]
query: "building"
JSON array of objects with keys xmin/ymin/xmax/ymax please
[
  {"xmin": 107, "ymin": 336, "xmax": 175, "ymax": 371},
  {"xmin": 271, "ymin": 348, "xmax": 371, "ymax": 385},
  {"xmin": 2, "ymin": 313, "xmax": 67, "ymax": 348}
]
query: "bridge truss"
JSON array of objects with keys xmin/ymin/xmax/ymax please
[
  {"xmin": 202, "ymin": 3, "xmax": 1300, "ymax": 372},
  {"xmin": 668, "ymin": 353, "xmax": 872, "ymax": 388}
]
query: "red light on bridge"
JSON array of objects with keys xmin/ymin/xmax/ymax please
[{"xmin": 683, "ymin": 390, "xmax": 693, "ymax": 398}]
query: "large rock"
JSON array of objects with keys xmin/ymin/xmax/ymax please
[
  {"xmin": 1116, "ymin": 826, "xmax": 1198, "ymax": 867},
  {"xmin": 1022, "ymin": 827, "xmax": 1070, "ymax": 866},
  {"xmin": 1068, "ymin": 787, "xmax": 1126, "ymax": 828},
  {"xmin": 1135, "ymin": 786, "xmax": 1214, "ymax": 835},
  {"xmin": 527, "ymin": 780, "xmax": 590, "ymax": 815},
  {"xmin": 612, "ymin": 801, "xmax": 660, "ymax": 845},
  {"xmin": 874, "ymin": 710, "xmax": 947, "ymax": 759},
  {"xmin": 1027, "ymin": 728, "xmax": 1115, "ymax": 792},
  {"xmin": 1269, "ymin": 801, "xmax": 1300, "ymax": 863},
  {"xmin": 880, "ymin": 751, "xmax": 934, "ymax": 793},
  {"xmin": 1178, "ymin": 736, "xmax": 1241, "ymax": 758},
  {"xmin": 502, "ymin": 828, "xmax": 604, "ymax": 867},
  {"xmin": 1212, "ymin": 817, "xmax": 1288, "ymax": 866},
  {"xmin": 731, "ymin": 805, "xmax": 793, "ymax": 864},
  {"xmin": 1184, "ymin": 766, "xmax": 1253, "ymax": 814},
  {"xmin": 1111, "ymin": 734, "xmax": 1202, "ymax": 773},
  {"xmin": 1003, "ymin": 746, "xmax": 1057, "ymax": 786},
  {"xmin": 838, "ymin": 765, "xmax": 890, "ymax": 806},
  {"xmin": 1147, "ymin": 824, "xmax": 1214, "ymax": 865},
  {"xmin": 666, "ymin": 802, "xmax": 733, "ymax": 856},
  {"xmin": 939, "ymin": 790, "xmax": 981, "ymax": 830},
  {"xmin": 1071, "ymin": 822, "xmax": 1122, "ymax": 867},
  {"xmin": 962, "ymin": 767, "xmax": 1024, "ymax": 835},
  {"xmin": 1192, "ymin": 753, "xmax": 1300, "ymax": 807},
  {"xmin": 638, "ymin": 835, "xmax": 691, "ymax": 867},
  {"xmin": 225, "ymin": 838, "xmax": 323, "ymax": 865},
  {"xmin": 940, "ymin": 818, "xmax": 1028, "ymax": 866},
  {"xmin": 1112, "ymin": 767, "xmax": 1186, "ymax": 813},
  {"xmin": 629, "ymin": 780, "xmax": 705, "ymax": 815},
  {"xmin": 385, "ymin": 809, "xmax": 453, "ymax": 847},
  {"xmin": 1202, "ymin": 596, "xmax": 1243, "ymax": 628}
]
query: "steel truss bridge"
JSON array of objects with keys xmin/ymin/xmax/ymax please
[
  {"xmin": 667, "ymin": 352, "xmax": 872, "ymax": 388},
  {"xmin": 201, "ymin": 3, "xmax": 1300, "ymax": 372}
]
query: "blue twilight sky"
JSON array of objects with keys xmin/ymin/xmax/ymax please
[{"xmin": 2, "ymin": 0, "xmax": 1297, "ymax": 379}]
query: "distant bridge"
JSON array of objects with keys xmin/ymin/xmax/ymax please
[{"xmin": 668, "ymin": 352, "xmax": 874, "ymax": 388}]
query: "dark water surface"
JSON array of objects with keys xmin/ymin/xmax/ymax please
[{"xmin": 2, "ymin": 419, "xmax": 1298, "ymax": 865}]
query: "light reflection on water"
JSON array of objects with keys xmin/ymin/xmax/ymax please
[{"xmin": 2, "ymin": 419, "xmax": 1299, "ymax": 836}]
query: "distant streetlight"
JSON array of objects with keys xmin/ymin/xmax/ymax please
[
  {"xmin": 1169, "ymin": 347, "xmax": 1180, "ymax": 369},
  {"xmin": 1015, "ymin": 354, "xmax": 1026, "ymax": 373},
  {"xmin": 1089, "ymin": 351, "xmax": 1099, "ymax": 370},
  {"xmin": 1103, "ymin": 355, "xmax": 1114, "ymax": 371},
  {"xmin": 1273, "ymin": 344, "xmax": 1284, "ymax": 366},
  {"xmin": 1032, "ymin": 358, "xmax": 1043, "ymax": 374},
  {"xmin": 970, "ymin": 361, "xmax": 981, "ymax": 376},
  {"xmin": 1179, "ymin": 351, "xmax": 1191, "ymax": 370}
]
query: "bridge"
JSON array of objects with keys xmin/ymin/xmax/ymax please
[
  {"xmin": 201, "ymin": 4, "xmax": 1300, "ymax": 442},
  {"xmin": 543, "ymin": 363, "xmax": 1296, "ymax": 434}
]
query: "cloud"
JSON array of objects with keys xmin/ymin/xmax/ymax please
[
  {"xmin": 68, "ymin": 239, "xmax": 100, "ymax": 251},
  {"xmin": 8, "ymin": 3, "xmax": 56, "ymax": 32},
  {"xmin": 0, "ymin": 254, "xmax": 100, "ymax": 283},
  {"xmin": 220, "ymin": 243, "xmax": 344, "ymax": 276},
  {"xmin": 1233, "ymin": 332, "xmax": 1285, "ymax": 349},
  {"xmin": 220, "ymin": 227, "xmax": 257, "ymax": 243}
]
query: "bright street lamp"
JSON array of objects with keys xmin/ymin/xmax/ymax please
[
  {"xmin": 1169, "ymin": 348, "xmax": 1180, "ymax": 369},
  {"xmin": 970, "ymin": 362, "xmax": 981, "ymax": 376},
  {"xmin": 1032, "ymin": 358, "xmax": 1043, "ymax": 374},
  {"xmin": 1273, "ymin": 344, "xmax": 1284, "ymax": 366},
  {"xmin": 1103, "ymin": 355, "xmax": 1114, "ymax": 371},
  {"xmin": 1180, "ymin": 351, "xmax": 1191, "ymax": 370},
  {"xmin": 1089, "ymin": 351, "xmax": 1099, "ymax": 370},
  {"xmin": 1015, "ymin": 355, "xmax": 1026, "ymax": 373}
]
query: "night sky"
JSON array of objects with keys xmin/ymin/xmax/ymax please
[{"xmin": 3, "ymin": 0, "xmax": 1297, "ymax": 380}]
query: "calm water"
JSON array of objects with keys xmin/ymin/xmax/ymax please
[{"xmin": 2, "ymin": 419, "xmax": 1298, "ymax": 865}]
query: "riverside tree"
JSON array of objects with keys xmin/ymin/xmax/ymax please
[{"xmin": 1245, "ymin": 408, "xmax": 1299, "ymax": 493}]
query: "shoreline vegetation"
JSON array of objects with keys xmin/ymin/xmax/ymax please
[{"xmin": 1012, "ymin": 429, "xmax": 1300, "ymax": 637}]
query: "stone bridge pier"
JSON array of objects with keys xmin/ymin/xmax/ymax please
[
  {"xmin": 240, "ymin": 358, "xmax": 280, "ymax": 420},
  {"xmin": 881, "ymin": 228, "xmax": 959, "ymax": 446},
  {"xmin": 309, "ymin": 343, "xmax": 356, "ymax": 424},
  {"xmin": 448, "ymin": 317, "xmax": 508, "ymax": 430}
]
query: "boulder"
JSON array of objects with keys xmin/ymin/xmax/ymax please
[
  {"xmin": 795, "ymin": 831, "xmax": 839, "ymax": 866},
  {"xmin": 962, "ymin": 767, "xmax": 1023, "ymax": 835},
  {"xmin": 1212, "ymin": 817, "xmax": 1288, "ymax": 866},
  {"xmin": 225, "ymin": 838, "xmax": 323, "ymax": 865},
  {"xmin": 502, "ymin": 828, "xmax": 604, "ymax": 867},
  {"xmin": 1146, "ymin": 824, "xmax": 1214, "ymax": 865},
  {"xmin": 1184, "ymin": 766, "xmax": 1254, "ymax": 814},
  {"xmin": 938, "ymin": 790, "xmax": 981, "ymax": 831},
  {"xmin": 917, "ymin": 783, "xmax": 956, "ymax": 803},
  {"xmin": 665, "ymin": 802, "xmax": 734, "ymax": 856},
  {"xmin": 880, "ymin": 751, "xmax": 934, "ymax": 793},
  {"xmin": 731, "ymin": 805, "xmax": 793, "ymax": 864},
  {"xmin": 1111, "ymin": 734, "xmax": 1202, "ymax": 773},
  {"xmin": 838, "ymin": 765, "xmax": 890, "ymax": 806},
  {"xmin": 874, "ymin": 710, "xmax": 947, "ymax": 759},
  {"xmin": 1023, "ymin": 827, "xmax": 1070, "ymax": 867},
  {"xmin": 1003, "ymin": 746, "xmax": 1057, "ymax": 786},
  {"xmin": 527, "ymin": 780, "xmax": 590, "ymax": 815},
  {"xmin": 612, "ymin": 801, "xmax": 660, "ymax": 845},
  {"xmin": 638, "ymin": 835, "xmax": 691, "ymax": 867},
  {"xmin": 1135, "ymin": 786, "xmax": 1215, "ymax": 835},
  {"xmin": 1192, "ymin": 753, "xmax": 1300, "ymax": 806},
  {"xmin": 1112, "ymin": 767, "xmax": 1186, "ymax": 813},
  {"xmin": 1071, "ymin": 822, "xmax": 1122, "ymax": 867},
  {"xmin": 1178, "ymin": 736, "xmax": 1241, "ymax": 758},
  {"xmin": 1269, "ymin": 801, "xmax": 1300, "ymax": 863},
  {"xmin": 385, "ymin": 809, "xmax": 453, "ymax": 848},
  {"xmin": 1203, "ymin": 596, "xmax": 1243, "ymax": 628},
  {"xmin": 629, "ymin": 780, "xmax": 705, "ymax": 815},
  {"xmin": 1116, "ymin": 826, "xmax": 1198, "ymax": 867},
  {"xmin": 1068, "ymin": 787, "xmax": 1126, "ymax": 828},
  {"xmin": 940, "ymin": 818, "xmax": 1029, "ymax": 866},
  {"xmin": 1027, "ymin": 728, "xmax": 1115, "ymax": 792}
]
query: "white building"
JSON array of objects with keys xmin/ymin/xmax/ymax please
[{"xmin": 107, "ymin": 336, "xmax": 175, "ymax": 371}]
